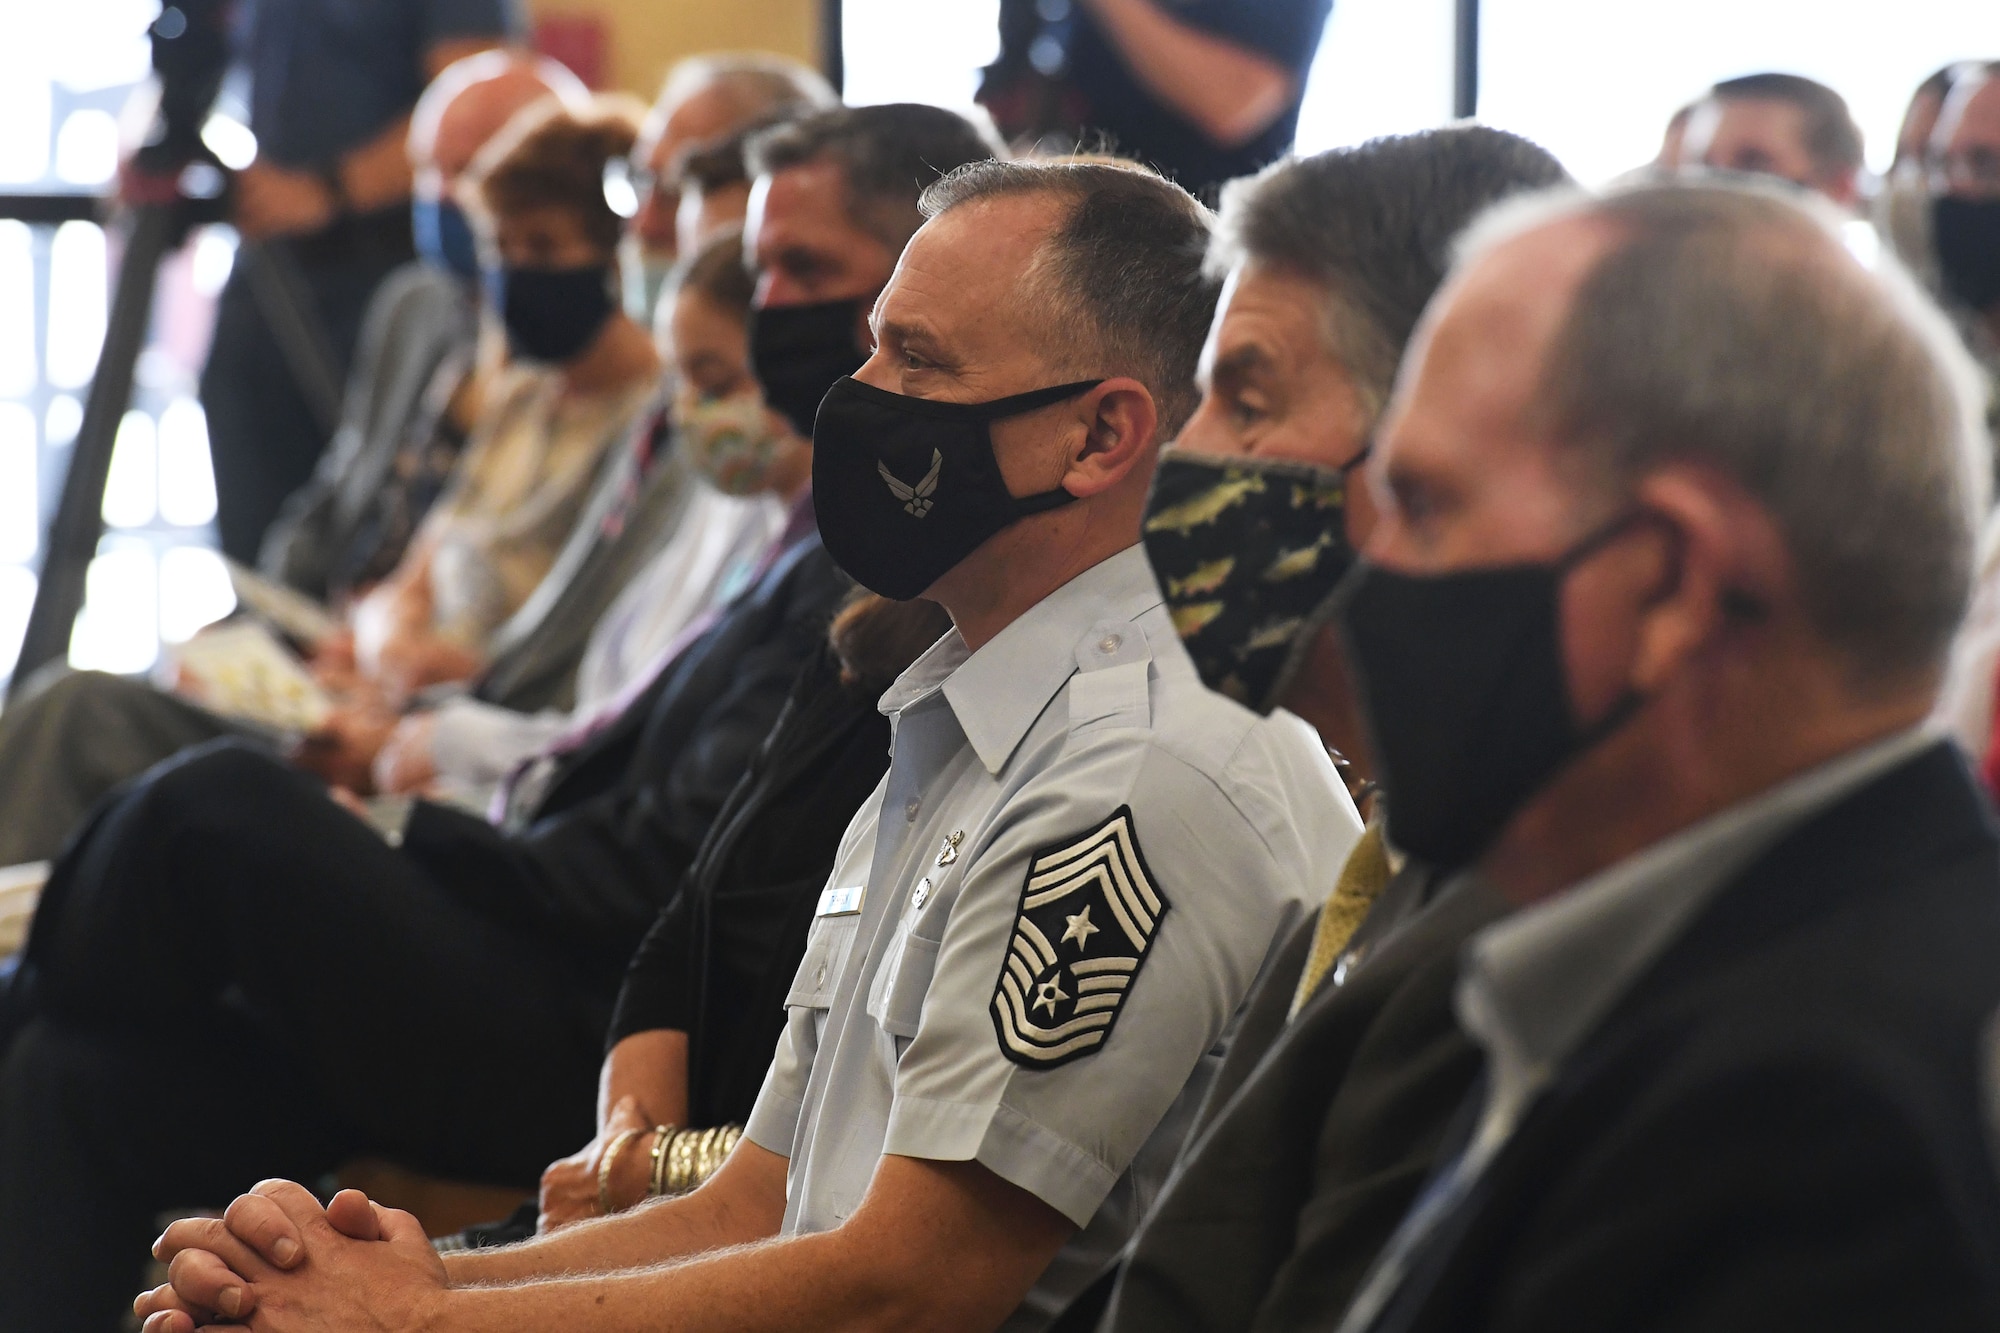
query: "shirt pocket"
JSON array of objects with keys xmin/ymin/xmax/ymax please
[
  {"xmin": 786, "ymin": 915, "xmax": 862, "ymax": 1011},
  {"xmin": 866, "ymin": 921, "xmax": 943, "ymax": 1040}
]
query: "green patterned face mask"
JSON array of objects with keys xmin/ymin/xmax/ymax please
[{"xmin": 1141, "ymin": 449, "xmax": 1363, "ymax": 713}]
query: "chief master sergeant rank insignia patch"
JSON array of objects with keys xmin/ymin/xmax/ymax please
[{"xmin": 990, "ymin": 806, "xmax": 1169, "ymax": 1068}]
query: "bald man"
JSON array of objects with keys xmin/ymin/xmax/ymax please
[{"xmin": 0, "ymin": 53, "xmax": 583, "ymax": 873}]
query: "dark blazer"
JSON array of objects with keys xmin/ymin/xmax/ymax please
[
  {"xmin": 1050, "ymin": 866, "xmax": 1505, "ymax": 1333},
  {"xmin": 396, "ymin": 534, "xmax": 850, "ymax": 983},
  {"xmin": 607, "ymin": 639, "xmax": 895, "ymax": 1126},
  {"xmin": 1375, "ymin": 742, "xmax": 2000, "ymax": 1333}
]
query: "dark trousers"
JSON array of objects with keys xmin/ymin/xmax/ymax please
[
  {"xmin": 0, "ymin": 741, "xmax": 607, "ymax": 1331},
  {"xmin": 200, "ymin": 229, "xmax": 408, "ymax": 562}
]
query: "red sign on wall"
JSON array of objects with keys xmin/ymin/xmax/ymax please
[{"xmin": 535, "ymin": 14, "xmax": 610, "ymax": 90}]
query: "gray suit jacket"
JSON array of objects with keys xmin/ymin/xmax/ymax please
[
  {"xmin": 1052, "ymin": 866, "xmax": 1504, "ymax": 1333},
  {"xmin": 257, "ymin": 263, "xmax": 475, "ymax": 599},
  {"xmin": 473, "ymin": 407, "xmax": 694, "ymax": 714}
]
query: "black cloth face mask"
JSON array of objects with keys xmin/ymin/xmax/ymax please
[
  {"xmin": 812, "ymin": 375, "xmax": 1102, "ymax": 600},
  {"xmin": 1334, "ymin": 513, "xmax": 1647, "ymax": 871},
  {"xmin": 486, "ymin": 263, "xmax": 616, "ymax": 363},
  {"xmin": 750, "ymin": 299, "xmax": 870, "ymax": 437},
  {"xmin": 1142, "ymin": 448, "xmax": 1365, "ymax": 713},
  {"xmin": 1933, "ymin": 195, "xmax": 2000, "ymax": 314}
]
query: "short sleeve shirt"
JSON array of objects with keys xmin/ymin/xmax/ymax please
[
  {"xmin": 744, "ymin": 545, "xmax": 1362, "ymax": 1329},
  {"xmin": 981, "ymin": 0, "xmax": 1333, "ymax": 200},
  {"xmin": 240, "ymin": 0, "xmax": 524, "ymax": 167}
]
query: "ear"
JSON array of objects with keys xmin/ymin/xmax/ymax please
[
  {"xmin": 1064, "ymin": 377, "xmax": 1158, "ymax": 498},
  {"xmin": 1625, "ymin": 464, "xmax": 1790, "ymax": 693}
]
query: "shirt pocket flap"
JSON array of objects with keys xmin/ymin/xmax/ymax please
[
  {"xmin": 785, "ymin": 916, "xmax": 861, "ymax": 1011},
  {"xmin": 866, "ymin": 923, "xmax": 942, "ymax": 1039}
]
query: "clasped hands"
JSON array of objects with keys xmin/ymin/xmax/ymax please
[{"xmin": 134, "ymin": 1179, "xmax": 448, "ymax": 1332}]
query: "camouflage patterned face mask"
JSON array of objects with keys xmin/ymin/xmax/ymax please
[{"xmin": 1141, "ymin": 449, "xmax": 1364, "ymax": 713}]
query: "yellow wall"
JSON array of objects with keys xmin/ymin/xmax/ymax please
[{"xmin": 527, "ymin": 0, "xmax": 825, "ymax": 100}]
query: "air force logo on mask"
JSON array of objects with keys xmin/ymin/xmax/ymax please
[
  {"xmin": 879, "ymin": 449, "xmax": 942, "ymax": 517},
  {"xmin": 991, "ymin": 807, "xmax": 1169, "ymax": 1068}
]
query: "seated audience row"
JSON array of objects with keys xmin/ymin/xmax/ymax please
[{"xmin": 0, "ymin": 49, "xmax": 1995, "ymax": 1333}]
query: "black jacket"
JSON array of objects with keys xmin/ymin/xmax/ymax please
[
  {"xmin": 1374, "ymin": 742, "xmax": 2000, "ymax": 1333},
  {"xmin": 606, "ymin": 639, "xmax": 895, "ymax": 1127},
  {"xmin": 1052, "ymin": 865, "xmax": 1501, "ymax": 1333},
  {"xmin": 396, "ymin": 533, "xmax": 850, "ymax": 983}
]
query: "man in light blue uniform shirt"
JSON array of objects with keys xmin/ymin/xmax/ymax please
[{"xmin": 142, "ymin": 157, "xmax": 1357, "ymax": 1333}]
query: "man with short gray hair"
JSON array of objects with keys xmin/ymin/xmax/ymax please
[
  {"xmin": 1684, "ymin": 71, "xmax": 1866, "ymax": 207},
  {"xmin": 1323, "ymin": 179, "xmax": 2000, "ymax": 1330},
  {"xmin": 141, "ymin": 155, "xmax": 1357, "ymax": 1333}
]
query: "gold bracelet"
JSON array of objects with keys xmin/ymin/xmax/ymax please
[
  {"xmin": 647, "ymin": 1124, "xmax": 677, "ymax": 1199},
  {"xmin": 596, "ymin": 1127, "xmax": 646, "ymax": 1217}
]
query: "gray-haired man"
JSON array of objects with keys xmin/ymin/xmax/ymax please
[
  {"xmin": 1329, "ymin": 181, "xmax": 2000, "ymax": 1329},
  {"xmin": 141, "ymin": 159, "xmax": 1359, "ymax": 1333}
]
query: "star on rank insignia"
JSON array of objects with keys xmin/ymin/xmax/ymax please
[{"xmin": 990, "ymin": 806, "xmax": 1169, "ymax": 1068}]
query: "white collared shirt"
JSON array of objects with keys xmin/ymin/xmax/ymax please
[{"xmin": 744, "ymin": 545, "xmax": 1361, "ymax": 1330}]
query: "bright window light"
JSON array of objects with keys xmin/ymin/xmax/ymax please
[
  {"xmin": 1294, "ymin": 0, "xmax": 1453, "ymax": 154},
  {"xmin": 157, "ymin": 397, "xmax": 218, "ymax": 528},
  {"xmin": 44, "ymin": 394, "xmax": 82, "ymax": 449},
  {"xmin": 0, "ymin": 404, "xmax": 37, "ymax": 566},
  {"xmin": 200, "ymin": 114, "xmax": 259, "ymax": 173},
  {"xmin": 190, "ymin": 226, "xmax": 238, "ymax": 299},
  {"xmin": 0, "ymin": 221, "xmax": 36, "ymax": 398},
  {"xmin": 53, "ymin": 108, "xmax": 119, "ymax": 187},
  {"xmin": 69, "ymin": 542, "xmax": 158, "ymax": 675},
  {"xmin": 48, "ymin": 3, "xmax": 156, "ymax": 93},
  {"xmin": 102, "ymin": 409, "xmax": 157, "ymax": 530},
  {"xmin": 842, "ymin": 0, "xmax": 1002, "ymax": 113},
  {"xmin": 1480, "ymin": 0, "xmax": 2000, "ymax": 183},
  {"xmin": 0, "ymin": 565, "xmax": 35, "ymax": 682},
  {"xmin": 159, "ymin": 545, "xmax": 236, "ymax": 644},
  {"xmin": 46, "ymin": 221, "xmax": 107, "ymax": 390},
  {"xmin": 0, "ymin": 76, "xmax": 51, "ymax": 185}
]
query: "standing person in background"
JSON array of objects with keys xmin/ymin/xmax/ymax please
[
  {"xmin": 978, "ymin": 0, "xmax": 1331, "ymax": 200},
  {"xmin": 201, "ymin": 0, "xmax": 522, "ymax": 562},
  {"xmin": 618, "ymin": 54, "xmax": 837, "ymax": 322}
]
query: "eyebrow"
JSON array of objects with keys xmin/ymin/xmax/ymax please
[
  {"xmin": 1205, "ymin": 342, "xmax": 1275, "ymax": 388},
  {"xmin": 874, "ymin": 315, "xmax": 960, "ymax": 371}
]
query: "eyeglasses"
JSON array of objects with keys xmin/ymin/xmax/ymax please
[{"xmin": 601, "ymin": 159, "xmax": 680, "ymax": 219}]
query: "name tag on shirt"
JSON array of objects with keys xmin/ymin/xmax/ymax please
[{"xmin": 816, "ymin": 885, "xmax": 865, "ymax": 917}]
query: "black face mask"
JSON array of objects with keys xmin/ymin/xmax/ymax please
[
  {"xmin": 750, "ymin": 299, "xmax": 870, "ymax": 437},
  {"xmin": 1335, "ymin": 514, "xmax": 1646, "ymax": 872},
  {"xmin": 486, "ymin": 263, "xmax": 615, "ymax": 363},
  {"xmin": 812, "ymin": 376, "xmax": 1102, "ymax": 600},
  {"xmin": 1934, "ymin": 195, "xmax": 2000, "ymax": 314},
  {"xmin": 1142, "ymin": 449, "xmax": 1364, "ymax": 712}
]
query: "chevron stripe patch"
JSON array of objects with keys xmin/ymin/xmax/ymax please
[{"xmin": 990, "ymin": 806, "xmax": 1169, "ymax": 1068}]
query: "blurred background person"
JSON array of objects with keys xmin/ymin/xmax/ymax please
[
  {"xmin": 259, "ymin": 49, "xmax": 587, "ymax": 601},
  {"xmin": 977, "ymin": 0, "xmax": 1331, "ymax": 200},
  {"xmin": 1878, "ymin": 63, "xmax": 1965, "ymax": 289},
  {"xmin": 1681, "ymin": 71, "xmax": 1865, "ymax": 206},
  {"xmin": 199, "ymin": 0, "xmax": 522, "ymax": 564},
  {"xmin": 617, "ymin": 53, "xmax": 836, "ymax": 322}
]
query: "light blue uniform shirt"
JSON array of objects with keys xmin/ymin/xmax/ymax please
[{"xmin": 744, "ymin": 545, "xmax": 1362, "ymax": 1329}]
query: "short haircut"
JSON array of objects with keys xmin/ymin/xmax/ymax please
[
  {"xmin": 746, "ymin": 104, "xmax": 1004, "ymax": 253},
  {"xmin": 1208, "ymin": 126, "xmax": 1571, "ymax": 424},
  {"xmin": 477, "ymin": 99, "xmax": 642, "ymax": 252},
  {"xmin": 1460, "ymin": 180, "xmax": 1990, "ymax": 684},
  {"xmin": 653, "ymin": 52, "xmax": 837, "ymax": 135},
  {"xmin": 919, "ymin": 158, "xmax": 1219, "ymax": 434},
  {"xmin": 672, "ymin": 226, "xmax": 755, "ymax": 319},
  {"xmin": 1709, "ymin": 72, "xmax": 1865, "ymax": 180}
]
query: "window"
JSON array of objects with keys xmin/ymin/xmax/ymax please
[{"xmin": 0, "ymin": 7, "xmax": 235, "ymax": 688}]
